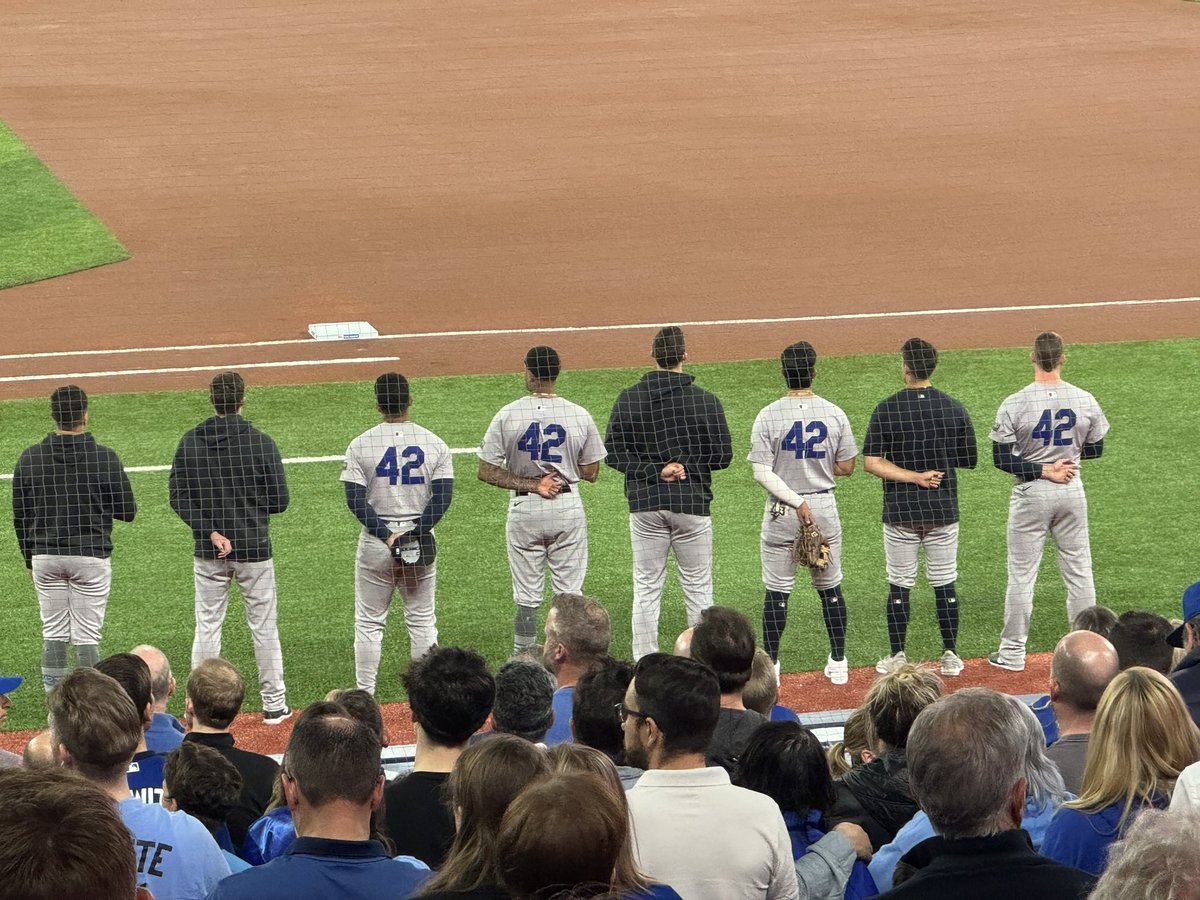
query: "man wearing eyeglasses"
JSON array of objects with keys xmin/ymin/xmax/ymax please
[
  {"xmin": 208, "ymin": 701, "xmax": 430, "ymax": 900},
  {"xmin": 622, "ymin": 654, "xmax": 868, "ymax": 899}
]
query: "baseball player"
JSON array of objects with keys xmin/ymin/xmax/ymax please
[
  {"xmin": 863, "ymin": 338, "xmax": 977, "ymax": 677},
  {"xmin": 342, "ymin": 373, "xmax": 454, "ymax": 693},
  {"xmin": 989, "ymin": 332, "xmax": 1109, "ymax": 672},
  {"xmin": 12, "ymin": 386, "xmax": 136, "ymax": 692},
  {"xmin": 749, "ymin": 342, "xmax": 858, "ymax": 685},
  {"xmin": 478, "ymin": 346, "xmax": 607, "ymax": 652},
  {"xmin": 169, "ymin": 372, "xmax": 291, "ymax": 724},
  {"xmin": 605, "ymin": 326, "xmax": 733, "ymax": 660}
]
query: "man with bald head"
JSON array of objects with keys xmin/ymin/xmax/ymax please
[
  {"xmin": 1044, "ymin": 630, "xmax": 1119, "ymax": 794},
  {"xmin": 673, "ymin": 627, "xmax": 693, "ymax": 658},
  {"xmin": 132, "ymin": 645, "xmax": 184, "ymax": 753}
]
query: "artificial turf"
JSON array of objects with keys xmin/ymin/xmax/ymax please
[
  {"xmin": 1, "ymin": 338, "xmax": 1195, "ymax": 730},
  {"xmin": 0, "ymin": 121, "xmax": 128, "ymax": 291}
]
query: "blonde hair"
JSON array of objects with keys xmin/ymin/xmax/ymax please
[
  {"xmin": 1068, "ymin": 667, "xmax": 1200, "ymax": 826},
  {"xmin": 863, "ymin": 663, "xmax": 943, "ymax": 749},
  {"xmin": 546, "ymin": 745, "xmax": 649, "ymax": 892},
  {"xmin": 828, "ymin": 706, "xmax": 877, "ymax": 778},
  {"xmin": 742, "ymin": 649, "xmax": 779, "ymax": 717}
]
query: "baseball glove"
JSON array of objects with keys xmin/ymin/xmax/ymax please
[{"xmin": 791, "ymin": 519, "xmax": 832, "ymax": 571}]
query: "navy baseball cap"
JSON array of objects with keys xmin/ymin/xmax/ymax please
[
  {"xmin": 1167, "ymin": 582, "xmax": 1200, "ymax": 648},
  {"xmin": 0, "ymin": 675, "xmax": 23, "ymax": 695}
]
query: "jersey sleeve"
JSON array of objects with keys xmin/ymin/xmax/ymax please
[
  {"xmin": 478, "ymin": 411, "xmax": 507, "ymax": 466},
  {"xmin": 747, "ymin": 409, "xmax": 775, "ymax": 465},
  {"xmin": 989, "ymin": 397, "xmax": 1017, "ymax": 444},
  {"xmin": 578, "ymin": 413, "xmax": 608, "ymax": 466},
  {"xmin": 835, "ymin": 410, "xmax": 858, "ymax": 461},
  {"xmin": 340, "ymin": 437, "xmax": 370, "ymax": 486},
  {"xmin": 1084, "ymin": 395, "xmax": 1110, "ymax": 444},
  {"xmin": 862, "ymin": 405, "xmax": 887, "ymax": 457},
  {"xmin": 430, "ymin": 438, "xmax": 455, "ymax": 481}
]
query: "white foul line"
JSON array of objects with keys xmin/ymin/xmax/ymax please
[
  {"xmin": 0, "ymin": 357, "xmax": 401, "ymax": 384},
  {"xmin": 0, "ymin": 448, "xmax": 482, "ymax": 481},
  {"xmin": 0, "ymin": 295, "xmax": 1197, "ymax": 364}
]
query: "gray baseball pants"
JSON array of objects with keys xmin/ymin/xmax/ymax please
[
  {"xmin": 998, "ymin": 479, "xmax": 1096, "ymax": 663},
  {"xmin": 761, "ymin": 493, "xmax": 843, "ymax": 592},
  {"xmin": 33, "ymin": 554, "xmax": 111, "ymax": 690},
  {"xmin": 508, "ymin": 491, "xmax": 587, "ymax": 608},
  {"xmin": 354, "ymin": 531, "xmax": 438, "ymax": 694},
  {"xmin": 883, "ymin": 522, "xmax": 959, "ymax": 588},
  {"xmin": 192, "ymin": 557, "xmax": 288, "ymax": 711},
  {"xmin": 630, "ymin": 510, "xmax": 713, "ymax": 660}
]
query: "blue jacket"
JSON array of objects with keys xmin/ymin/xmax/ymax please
[
  {"xmin": 241, "ymin": 808, "xmax": 296, "ymax": 866},
  {"xmin": 146, "ymin": 713, "xmax": 186, "ymax": 754},
  {"xmin": 785, "ymin": 809, "xmax": 877, "ymax": 900},
  {"xmin": 1041, "ymin": 796, "xmax": 1169, "ymax": 876},
  {"xmin": 544, "ymin": 686, "xmax": 575, "ymax": 746},
  {"xmin": 207, "ymin": 837, "xmax": 428, "ymax": 899},
  {"xmin": 870, "ymin": 796, "xmax": 1064, "ymax": 890}
]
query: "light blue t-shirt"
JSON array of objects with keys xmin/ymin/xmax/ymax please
[
  {"xmin": 544, "ymin": 685, "xmax": 575, "ymax": 746},
  {"xmin": 119, "ymin": 797, "xmax": 231, "ymax": 900}
]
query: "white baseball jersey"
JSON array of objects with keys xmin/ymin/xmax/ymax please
[
  {"xmin": 341, "ymin": 422, "xmax": 454, "ymax": 525},
  {"xmin": 479, "ymin": 395, "xmax": 606, "ymax": 483},
  {"xmin": 748, "ymin": 395, "xmax": 858, "ymax": 494},
  {"xmin": 990, "ymin": 381, "xmax": 1109, "ymax": 467}
]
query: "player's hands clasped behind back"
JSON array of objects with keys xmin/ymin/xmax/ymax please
[
  {"xmin": 535, "ymin": 472, "xmax": 565, "ymax": 499},
  {"xmin": 1042, "ymin": 459, "xmax": 1077, "ymax": 484},
  {"xmin": 913, "ymin": 470, "xmax": 944, "ymax": 489},
  {"xmin": 660, "ymin": 462, "xmax": 687, "ymax": 482},
  {"xmin": 209, "ymin": 531, "xmax": 232, "ymax": 558}
]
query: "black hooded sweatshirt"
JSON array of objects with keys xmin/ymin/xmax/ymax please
[
  {"xmin": 168, "ymin": 415, "xmax": 288, "ymax": 562},
  {"xmin": 604, "ymin": 370, "xmax": 733, "ymax": 515},
  {"xmin": 12, "ymin": 432, "xmax": 136, "ymax": 566}
]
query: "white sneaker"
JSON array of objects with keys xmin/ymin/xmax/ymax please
[
  {"xmin": 824, "ymin": 655, "xmax": 849, "ymax": 686},
  {"xmin": 988, "ymin": 651, "xmax": 1025, "ymax": 672},
  {"xmin": 875, "ymin": 651, "xmax": 907, "ymax": 674},
  {"xmin": 940, "ymin": 650, "xmax": 965, "ymax": 677}
]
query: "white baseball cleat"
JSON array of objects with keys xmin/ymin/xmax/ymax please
[
  {"xmin": 940, "ymin": 650, "xmax": 965, "ymax": 677},
  {"xmin": 875, "ymin": 651, "xmax": 907, "ymax": 674},
  {"xmin": 824, "ymin": 655, "xmax": 849, "ymax": 686}
]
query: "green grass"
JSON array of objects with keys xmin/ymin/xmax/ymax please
[
  {"xmin": 2, "ymin": 339, "xmax": 1196, "ymax": 730},
  {"xmin": 0, "ymin": 121, "xmax": 129, "ymax": 290}
]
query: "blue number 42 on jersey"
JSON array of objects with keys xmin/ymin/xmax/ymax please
[
  {"xmin": 376, "ymin": 446, "xmax": 426, "ymax": 485},
  {"xmin": 517, "ymin": 423, "xmax": 566, "ymax": 463},
  {"xmin": 1031, "ymin": 409, "xmax": 1076, "ymax": 447},
  {"xmin": 781, "ymin": 421, "xmax": 828, "ymax": 459}
]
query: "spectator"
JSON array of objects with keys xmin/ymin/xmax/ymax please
[
  {"xmin": 327, "ymin": 687, "xmax": 387, "ymax": 744},
  {"xmin": 622, "ymin": 653, "xmax": 800, "ymax": 899},
  {"xmin": 162, "ymin": 741, "xmax": 250, "ymax": 873},
  {"xmin": 22, "ymin": 729, "xmax": 56, "ymax": 769},
  {"xmin": 1168, "ymin": 581, "xmax": 1200, "ymax": 728},
  {"xmin": 241, "ymin": 776, "xmax": 293, "ymax": 867},
  {"xmin": 488, "ymin": 659, "xmax": 555, "ymax": 744},
  {"xmin": 744, "ymin": 649, "xmax": 801, "ymax": 723},
  {"xmin": 672, "ymin": 626, "xmax": 693, "ymax": 658},
  {"xmin": 689, "ymin": 606, "xmax": 767, "ymax": 771},
  {"xmin": 96, "ymin": 653, "xmax": 164, "ymax": 804},
  {"xmin": 1109, "ymin": 611, "xmax": 1175, "ymax": 674},
  {"xmin": 13, "ymin": 385, "xmax": 136, "ymax": 692},
  {"xmin": 1090, "ymin": 809, "xmax": 1200, "ymax": 900},
  {"xmin": 498, "ymin": 772, "xmax": 681, "ymax": 900},
  {"xmin": 209, "ymin": 702, "xmax": 429, "ymax": 899},
  {"xmin": 827, "ymin": 664, "xmax": 942, "ymax": 849},
  {"xmin": 133, "ymin": 644, "xmax": 185, "ymax": 752},
  {"xmin": 1043, "ymin": 630, "xmax": 1120, "ymax": 794},
  {"xmin": 827, "ymin": 707, "xmax": 878, "ymax": 779},
  {"xmin": 546, "ymin": 744, "xmax": 680, "ymax": 898},
  {"xmin": 570, "ymin": 657, "xmax": 643, "ymax": 789},
  {"xmin": 49, "ymin": 667, "xmax": 230, "ymax": 898},
  {"xmin": 0, "ymin": 766, "xmax": 153, "ymax": 900},
  {"xmin": 184, "ymin": 658, "xmax": 280, "ymax": 848},
  {"xmin": 542, "ymin": 592, "xmax": 611, "ymax": 745},
  {"xmin": 1042, "ymin": 667, "xmax": 1200, "ymax": 875},
  {"xmin": 874, "ymin": 688, "xmax": 1094, "ymax": 899},
  {"xmin": 0, "ymin": 675, "xmax": 22, "ymax": 768},
  {"xmin": 420, "ymin": 734, "xmax": 552, "ymax": 898},
  {"xmin": 735, "ymin": 721, "xmax": 876, "ymax": 900},
  {"xmin": 870, "ymin": 695, "xmax": 1070, "ymax": 890},
  {"xmin": 1071, "ymin": 605, "xmax": 1117, "ymax": 639},
  {"xmin": 384, "ymin": 648, "xmax": 495, "ymax": 869}
]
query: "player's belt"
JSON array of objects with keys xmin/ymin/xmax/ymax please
[
  {"xmin": 515, "ymin": 484, "xmax": 572, "ymax": 497},
  {"xmin": 802, "ymin": 489, "xmax": 832, "ymax": 495}
]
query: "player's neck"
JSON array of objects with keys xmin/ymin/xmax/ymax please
[
  {"xmin": 381, "ymin": 414, "xmax": 409, "ymax": 424},
  {"xmin": 786, "ymin": 389, "xmax": 814, "ymax": 398},
  {"xmin": 527, "ymin": 378, "xmax": 557, "ymax": 397},
  {"xmin": 1033, "ymin": 368, "xmax": 1063, "ymax": 385},
  {"xmin": 54, "ymin": 426, "xmax": 87, "ymax": 436},
  {"xmin": 904, "ymin": 378, "xmax": 932, "ymax": 389}
]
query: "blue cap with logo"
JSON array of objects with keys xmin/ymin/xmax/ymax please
[{"xmin": 1167, "ymin": 582, "xmax": 1200, "ymax": 648}]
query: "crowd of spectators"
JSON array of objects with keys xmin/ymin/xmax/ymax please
[{"xmin": 4, "ymin": 591, "xmax": 1200, "ymax": 900}]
